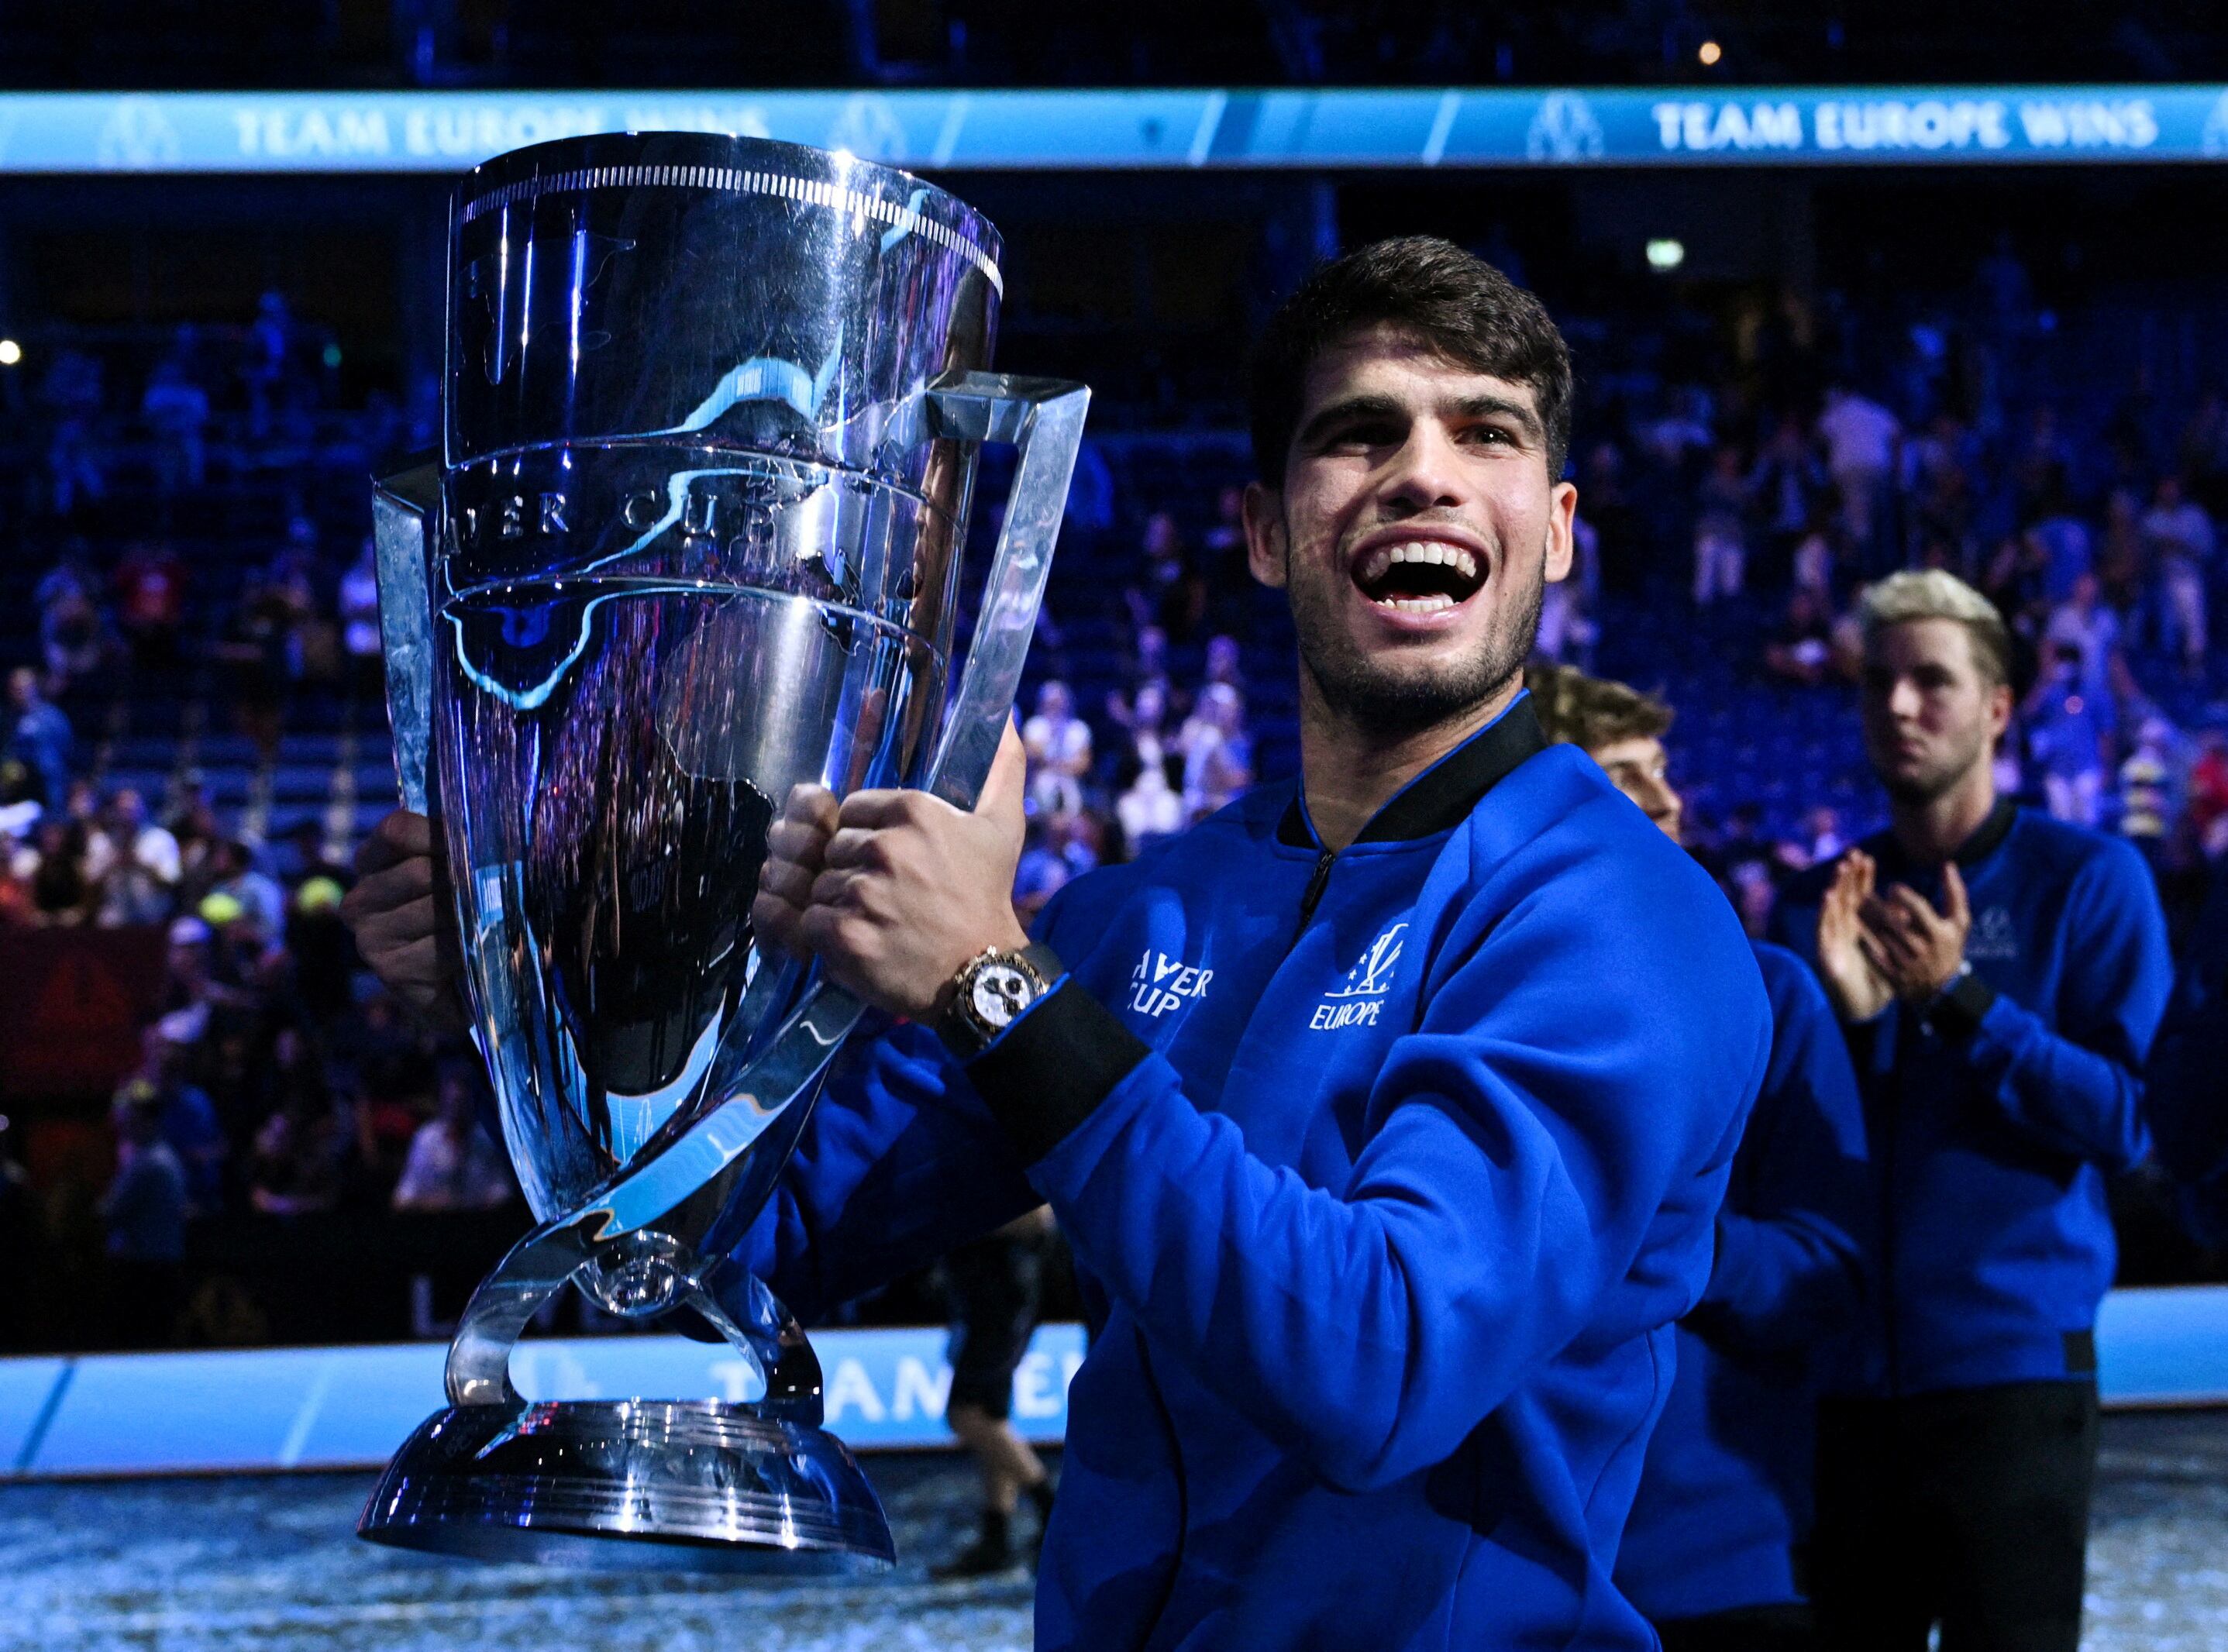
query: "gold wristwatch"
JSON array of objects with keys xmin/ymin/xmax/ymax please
[{"xmin": 938, "ymin": 943, "xmax": 1062, "ymax": 1057}]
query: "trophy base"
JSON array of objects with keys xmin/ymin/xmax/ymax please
[{"xmin": 356, "ymin": 1399, "xmax": 895, "ymax": 1573}]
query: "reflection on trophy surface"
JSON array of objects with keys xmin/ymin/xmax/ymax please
[{"xmin": 356, "ymin": 129, "xmax": 1087, "ymax": 1571}]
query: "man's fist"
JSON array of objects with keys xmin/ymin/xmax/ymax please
[
  {"xmin": 751, "ymin": 721, "xmax": 1031, "ymax": 1023},
  {"xmin": 339, "ymin": 809, "xmax": 467, "ymax": 1031}
]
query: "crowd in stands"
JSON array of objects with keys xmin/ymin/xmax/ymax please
[{"xmin": 6, "ymin": 232, "xmax": 2228, "ymax": 1348}]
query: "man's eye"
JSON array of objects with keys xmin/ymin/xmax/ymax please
[
  {"xmin": 1465, "ymin": 426, "xmax": 1512, "ymax": 446},
  {"xmin": 1327, "ymin": 424, "xmax": 1400, "ymax": 448}
]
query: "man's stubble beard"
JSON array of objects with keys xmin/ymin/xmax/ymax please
[
  {"xmin": 1875, "ymin": 721, "xmax": 1994, "ymax": 807},
  {"xmin": 1288, "ymin": 537, "xmax": 1545, "ymax": 742}
]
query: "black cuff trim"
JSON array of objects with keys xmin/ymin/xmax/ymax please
[
  {"xmin": 1930, "ymin": 969, "xmax": 1998, "ymax": 1039},
  {"xmin": 966, "ymin": 980, "xmax": 1151, "ymax": 1164}
]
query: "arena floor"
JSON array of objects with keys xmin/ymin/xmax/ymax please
[{"xmin": 5, "ymin": 1415, "xmax": 2226, "ymax": 1651}]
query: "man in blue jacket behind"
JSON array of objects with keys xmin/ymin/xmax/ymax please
[
  {"xmin": 1769, "ymin": 570, "xmax": 2172, "ymax": 1652},
  {"xmin": 1530, "ymin": 663, "xmax": 1869, "ymax": 1651},
  {"xmin": 347, "ymin": 237, "xmax": 1772, "ymax": 1649}
]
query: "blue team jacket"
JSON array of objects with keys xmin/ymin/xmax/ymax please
[
  {"xmin": 1616, "ymin": 941, "xmax": 1869, "ymax": 1623},
  {"xmin": 1772, "ymin": 803, "xmax": 2172, "ymax": 1396},
  {"xmin": 735, "ymin": 697, "xmax": 1772, "ymax": 1649}
]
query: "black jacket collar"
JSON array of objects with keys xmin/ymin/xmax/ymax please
[
  {"xmin": 1871, "ymin": 797, "xmax": 2019, "ymax": 877},
  {"xmin": 1276, "ymin": 694, "xmax": 1548, "ymax": 848}
]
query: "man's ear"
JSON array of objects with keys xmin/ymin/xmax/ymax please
[
  {"xmin": 1242, "ymin": 480, "xmax": 1288, "ymax": 590},
  {"xmin": 1543, "ymin": 480, "xmax": 1578, "ymax": 585},
  {"xmin": 1986, "ymin": 679, "xmax": 2015, "ymax": 742}
]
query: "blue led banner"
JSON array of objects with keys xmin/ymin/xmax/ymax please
[
  {"xmin": 1, "ymin": 1292, "xmax": 2223, "ymax": 1480},
  {"xmin": 1, "ymin": 1323, "xmax": 1086, "ymax": 1478},
  {"xmin": 2, "ymin": 87, "xmax": 2226, "ymax": 174}
]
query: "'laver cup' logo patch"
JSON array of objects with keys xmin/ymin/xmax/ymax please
[{"xmin": 1127, "ymin": 949, "xmax": 1214, "ymax": 1019}]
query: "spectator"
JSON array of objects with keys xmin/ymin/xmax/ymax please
[
  {"xmin": 141, "ymin": 352, "xmax": 210, "ymax": 494},
  {"xmin": 24, "ymin": 817, "xmax": 92, "ymax": 925},
  {"xmin": 2025, "ymin": 644, "xmax": 2109, "ymax": 828},
  {"xmin": 2117, "ymin": 718, "xmax": 2178, "ymax": 869},
  {"xmin": 1021, "ymin": 680, "xmax": 1093, "ymax": 820},
  {"xmin": 1764, "ymin": 589, "xmax": 1838, "ymax": 687},
  {"xmin": 2191, "ymin": 730, "xmax": 2228, "ymax": 856},
  {"xmin": 114, "ymin": 541, "xmax": 189, "ymax": 678},
  {"xmin": 41, "ymin": 348, "xmax": 106, "ymax": 517},
  {"xmin": 2143, "ymin": 474, "xmax": 2213, "ymax": 679},
  {"xmin": 1816, "ymin": 383, "xmax": 1901, "ymax": 560},
  {"xmin": 1692, "ymin": 444, "xmax": 1750, "ymax": 605},
  {"xmin": 1117, "ymin": 752, "xmax": 1186, "ymax": 853},
  {"xmin": 216, "ymin": 580, "xmax": 297, "ymax": 760},
  {"xmin": 1789, "ymin": 513, "xmax": 1837, "ymax": 609},
  {"xmin": 1177, "ymin": 682, "xmax": 1252, "ymax": 821},
  {"xmin": 1129, "ymin": 511, "xmax": 1205, "ymax": 642},
  {"xmin": 2028, "ymin": 485, "xmax": 2095, "ymax": 605},
  {"xmin": 40, "ymin": 582, "xmax": 112, "ymax": 695},
  {"xmin": 2043, "ymin": 573, "xmax": 2120, "ymax": 711},
  {"xmin": 6, "ymin": 668, "xmax": 74, "ymax": 817},
  {"xmin": 1106, "ymin": 628, "xmax": 1174, "ymax": 745},
  {"xmin": 91, "ymin": 788, "xmax": 182, "ymax": 928},
  {"xmin": 115, "ymin": 1034, "xmax": 226, "ymax": 1218},
  {"xmin": 1748, "ymin": 415, "xmax": 1823, "ymax": 575},
  {"xmin": 391, "ymin": 1062, "xmax": 511, "ymax": 1211},
  {"xmin": 339, "ymin": 537, "xmax": 385, "ymax": 703},
  {"xmin": 101, "ymin": 1092, "xmax": 188, "ymax": 1346},
  {"xmin": 1011, "ymin": 815, "xmax": 1075, "ymax": 927},
  {"xmin": 207, "ymin": 840, "xmax": 288, "ymax": 936},
  {"xmin": 2093, "ymin": 488, "xmax": 2146, "ymax": 618}
]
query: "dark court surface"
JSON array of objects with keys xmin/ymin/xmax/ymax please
[{"xmin": 4, "ymin": 1418, "xmax": 2225, "ymax": 1650}]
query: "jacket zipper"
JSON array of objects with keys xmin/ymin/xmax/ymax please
[{"xmin": 1294, "ymin": 846, "xmax": 1336, "ymax": 941}]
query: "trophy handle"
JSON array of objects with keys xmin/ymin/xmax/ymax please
[
  {"xmin": 921, "ymin": 372, "xmax": 1093, "ymax": 809},
  {"xmin": 439, "ymin": 376, "xmax": 1090, "ymax": 1409},
  {"xmin": 370, "ymin": 459, "xmax": 443, "ymax": 816}
]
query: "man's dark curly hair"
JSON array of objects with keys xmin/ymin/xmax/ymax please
[{"xmin": 1248, "ymin": 235, "xmax": 1573, "ymax": 489}]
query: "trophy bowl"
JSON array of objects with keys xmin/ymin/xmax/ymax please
[{"xmin": 356, "ymin": 130, "xmax": 1086, "ymax": 1570}]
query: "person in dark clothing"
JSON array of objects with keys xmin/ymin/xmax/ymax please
[
  {"xmin": 934, "ymin": 1203, "xmax": 1061, "ymax": 1578},
  {"xmin": 1531, "ymin": 665, "xmax": 1868, "ymax": 1652},
  {"xmin": 2145, "ymin": 862, "xmax": 2228, "ymax": 1246},
  {"xmin": 1770, "ymin": 570, "xmax": 2172, "ymax": 1652},
  {"xmin": 102, "ymin": 1093, "xmax": 188, "ymax": 1347}
]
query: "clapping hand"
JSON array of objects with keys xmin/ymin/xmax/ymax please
[
  {"xmin": 1858, "ymin": 861, "xmax": 1971, "ymax": 1005},
  {"xmin": 1816, "ymin": 848, "xmax": 1896, "ymax": 1024}
]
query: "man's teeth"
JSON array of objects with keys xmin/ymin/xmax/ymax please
[
  {"xmin": 1355, "ymin": 542, "xmax": 1482, "ymax": 585},
  {"xmin": 1376, "ymin": 593, "xmax": 1455, "ymax": 612}
]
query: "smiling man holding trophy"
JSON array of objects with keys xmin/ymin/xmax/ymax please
[{"xmin": 351, "ymin": 172, "xmax": 1775, "ymax": 1643}]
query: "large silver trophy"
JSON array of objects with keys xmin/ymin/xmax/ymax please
[{"xmin": 356, "ymin": 132, "xmax": 1086, "ymax": 1570}]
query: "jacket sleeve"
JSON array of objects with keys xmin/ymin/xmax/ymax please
[
  {"xmin": 1693, "ymin": 955, "xmax": 1869, "ymax": 1358},
  {"xmin": 1950, "ymin": 842, "xmax": 2172, "ymax": 1170},
  {"xmin": 727, "ymin": 1017, "xmax": 1039, "ymax": 1327},
  {"xmin": 966, "ymin": 855, "xmax": 1772, "ymax": 1495}
]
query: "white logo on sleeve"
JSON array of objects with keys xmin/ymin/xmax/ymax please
[
  {"xmin": 1311, "ymin": 922, "xmax": 1407, "ymax": 1031},
  {"xmin": 1966, "ymin": 906, "xmax": 2020, "ymax": 962},
  {"xmin": 1126, "ymin": 949, "xmax": 1213, "ymax": 1019}
]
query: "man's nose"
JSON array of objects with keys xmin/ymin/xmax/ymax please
[
  {"xmin": 1887, "ymin": 678, "xmax": 1926, "ymax": 720},
  {"xmin": 1379, "ymin": 422, "xmax": 1469, "ymax": 514}
]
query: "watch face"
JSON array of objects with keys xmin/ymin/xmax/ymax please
[{"xmin": 969, "ymin": 962, "xmax": 1036, "ymax": 1030}]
